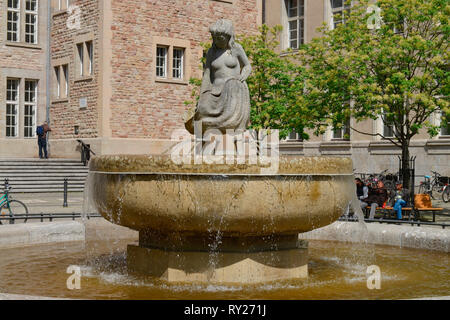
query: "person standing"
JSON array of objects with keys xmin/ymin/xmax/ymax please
[{"xmin": 36, "ymin": 121, "xmax": 52, "ymax": 159}]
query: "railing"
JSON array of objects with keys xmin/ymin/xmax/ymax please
[
  {"xmin": 0, "ymin": 212, "xmax": 101, "ymax": 224},
  {"xmin": 77, "ymin": 139, "xmax": 96, "ymax": 166},
  {"xmin": 338, "ymin": 216, "xmax": 450, "ymax": 229}
]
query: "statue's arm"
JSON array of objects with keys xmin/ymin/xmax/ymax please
[
  {"xmin": 236, "ymin": 44, "xmax": 252, "ymax": 82},
  {"xmin": 200, "ymin": 50, "xmax": 213, "ymax": 94}
]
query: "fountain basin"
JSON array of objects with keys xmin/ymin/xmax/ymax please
[{"xmin": 89, "ymin": 155, "xmax": 354, "ymax": 283}]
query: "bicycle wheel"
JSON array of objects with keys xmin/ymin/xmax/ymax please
[
  {"xmin": 443, "ymin": 187, "xmax": 450, "ymax": 203},
  {"xmin": 0, "ymin": 204, "xmax": 10, "ymax": 225},
  {"xmin": 384, "ymin": 180, "xmax": 394, "ymax": 191},
  {"xmin": 418, "ymin": 184, "xmax": 427, "ymax": 195},
  {"xmin": 5, "ymin": 200, "xmax": 29, "ymax": 224}
]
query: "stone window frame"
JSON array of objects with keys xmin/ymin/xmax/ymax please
[
  {"xmin": 73, "ymin": 32, "xmax": 95, "ymax": 82},
  {"xmin": 24, "ymin": 79, "xmax": 38, "ymax": 138},
  {"xmin": 5, "ymin": 78, "xmax": 20, "ymax": 138},
  {"xmin": 153, "ymin": 36, "xmax": 191, "ymax": 85},
  {"xmin": 52, "ymin": 57, "xmax": 70, "ymax": 102},
  {"xmin": 5, "ymin": 0, "xmax": 40, "ymax": 46}
]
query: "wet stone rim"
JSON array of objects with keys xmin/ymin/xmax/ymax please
[{"xmin": 89, "ymin": 155, "xmax": 354, "ymax": 175}]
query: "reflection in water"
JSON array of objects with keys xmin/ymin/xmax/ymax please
[{"xmin": 0, "ymin": 239, "xmax": 448, "ymax": 300}]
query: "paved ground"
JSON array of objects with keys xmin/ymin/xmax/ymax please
[{"xmin": 1, "ymin": 192, "xmax": 93, "ymax": 224}]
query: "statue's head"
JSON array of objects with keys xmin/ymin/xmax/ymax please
[{"xmin": 209, "ymin": 19, "xmax": 235, "ymax": 49}]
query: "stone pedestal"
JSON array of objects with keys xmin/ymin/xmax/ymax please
[{"xmin": 127, "ymin": 233, "xmax": 308, "ymax": 284}]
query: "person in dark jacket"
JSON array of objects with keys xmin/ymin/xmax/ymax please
[
  {"xmin": 37, "ymin": 121, "xmax": 52, "ymax": 159},
  {"xmin": 366, "ymin": 180, "xmax": 388, "ymax": 219}
]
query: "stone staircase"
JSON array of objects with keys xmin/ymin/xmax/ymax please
[{"xmin": 0, "ymin": 159, "xmax": 89, "ymax": 193}]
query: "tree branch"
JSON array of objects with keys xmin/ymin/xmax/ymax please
[{"xmin": 350, "ymin": 126, "xmax": 402, "ymax": 148}]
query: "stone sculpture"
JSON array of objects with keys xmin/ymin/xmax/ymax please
[{"xmin": 185, "ymin": 19, "xmax": 252, "ymax": 134}]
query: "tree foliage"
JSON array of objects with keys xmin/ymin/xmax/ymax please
[{"xmin": 298, "ymin": 0, "xmax": 449, "ymax": 188}]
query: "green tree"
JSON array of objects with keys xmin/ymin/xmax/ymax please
[{"xmin": 299, "ymin": 0, "xmax": 449, "ymax": 191}]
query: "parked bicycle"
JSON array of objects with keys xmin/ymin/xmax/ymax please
[
  {"xmin": 0, "ymin": 180, "xmax": 29, "ymax": 225},
  {"xmin": 441, "ymin": 184, "xmax": 450, "ymax": 203},
  {"xmin": 418, "ymin": 171, "xmax": 448, "ymax": 200}
]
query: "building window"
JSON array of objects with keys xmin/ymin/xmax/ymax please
[
  {"xmin": 382, "ymin": 111, "xmax": 395, "ymax": 138},
  {"xmin": 285, "ymin": 0, "xmax": 304, "ymax": 49},
  {"xmin": 7, "ymin": 0, "xmax": 21, "ymax": 42},
  {"xmin": 333, "ymin": 118, "xmax": 351, "ymax": 140},
  {"xmin": 24, "ymin": 80, "xmax": 37, "ymax": 138},
  {"xmin": 173, "ymin": 48, "xmax": 184, "ymax": 79},
  {"xmin": 54, "ymin": 64, "xmax": 69, "ymax": 99},
  {"xmin": 86, "ymin": 41, "xmax": 93, "ymax": 75},
  {"xmin": 156, "ymin": 46, "xmax": 168, "ymax": 78},
  {"xmin": 287, "ymin": 129, "xmax": 303, "ymax": 141},
  {"xmin": 440, "ymin": 111, "xmax": 450, "ymax": 137},
  {"xmin": 75, "ymin": 41, "xmax": 94, "ymax": 78},
  {"xmin": 6, "ymin": 79, "xmax": 20, "ymax": 138},
  {"xmin": 331, "ymin": 0, "xmax": 351, "ymax": 29},
  {"xmin": 76, "ymin": 43, "xmax": 84, "ymax": 77},
  {"xmin": 7, "ymin": 0, "xmax": 39, "ymax": 44},
  {"xmin": 25, "ymin": 0, "xmax": 38, "ymax": 44}
]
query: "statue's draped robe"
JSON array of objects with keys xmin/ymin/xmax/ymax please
[{"xmin": 186, "ymin": 78, "xmax": 250, "ymax": 134}]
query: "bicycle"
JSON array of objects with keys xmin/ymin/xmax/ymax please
[
  {"xmin": 418, "ymin": 171, "xmax": 447, "ymax": 200},
  {"xmin": 0, "ymin": 181, "xmax": 29, "ymax": 225},
  {"xmin": 442, "ymin": 184, "xmax": 450, "ymax": 203}
]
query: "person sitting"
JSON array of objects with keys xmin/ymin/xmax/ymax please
[
  {"xmin": 392, "ymin": 183, "xmax": 409, "ymax": 220},
  {"xmin": 365, "ymin": 180, "xmax": 388, "ymax": 219},
  {"xmin": 355, "ymin": 178, "xmax": 369, "ymax": 210}
]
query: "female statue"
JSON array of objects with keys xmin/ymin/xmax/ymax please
[{"xmin": 185, "ymin": 19, "xmax": 252, "ymax": 134}]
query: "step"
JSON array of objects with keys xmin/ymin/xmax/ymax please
[
  {"xmin": 1, "ymin": 172, "xmax": 89, "ymax": 177},
  {"xmin": 0, "ymin": 171, "xmax": 88, "ymax": 175},
  {"xmin": 0, "ymin": 177, "xmax": 86, "ymax": 184},
  {"xmin": 10, "ymin": 188, "xmax": 85, "ymax": 193},
  {"xmin": 0, "ymin": 166, "xmax": 86, "ymax": 170}
]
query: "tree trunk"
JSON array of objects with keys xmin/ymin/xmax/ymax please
[{"xmin": 401, "ymin": 140, "xmax": 412, "ymax": 198}]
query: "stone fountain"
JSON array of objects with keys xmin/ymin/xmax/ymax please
[{"xmin": 89, "ymin": 20, "xmax": 355, "ymax": 284}]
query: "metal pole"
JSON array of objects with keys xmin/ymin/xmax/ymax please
[
  {"xmin": 63, "ymin": 178, "xmax": 68, "ymax": 207},
  {"xmin": 46, "ymin": 0, "xmax": 52, "ymax": 156}
]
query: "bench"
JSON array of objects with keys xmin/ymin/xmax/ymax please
[
  {"xmin": 365, "ymin": 205, "xmax": 415, "ymax": 220},
  {"xmin": 414, "ymin": 194, "xmax": 445, "ymax": 222}
]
